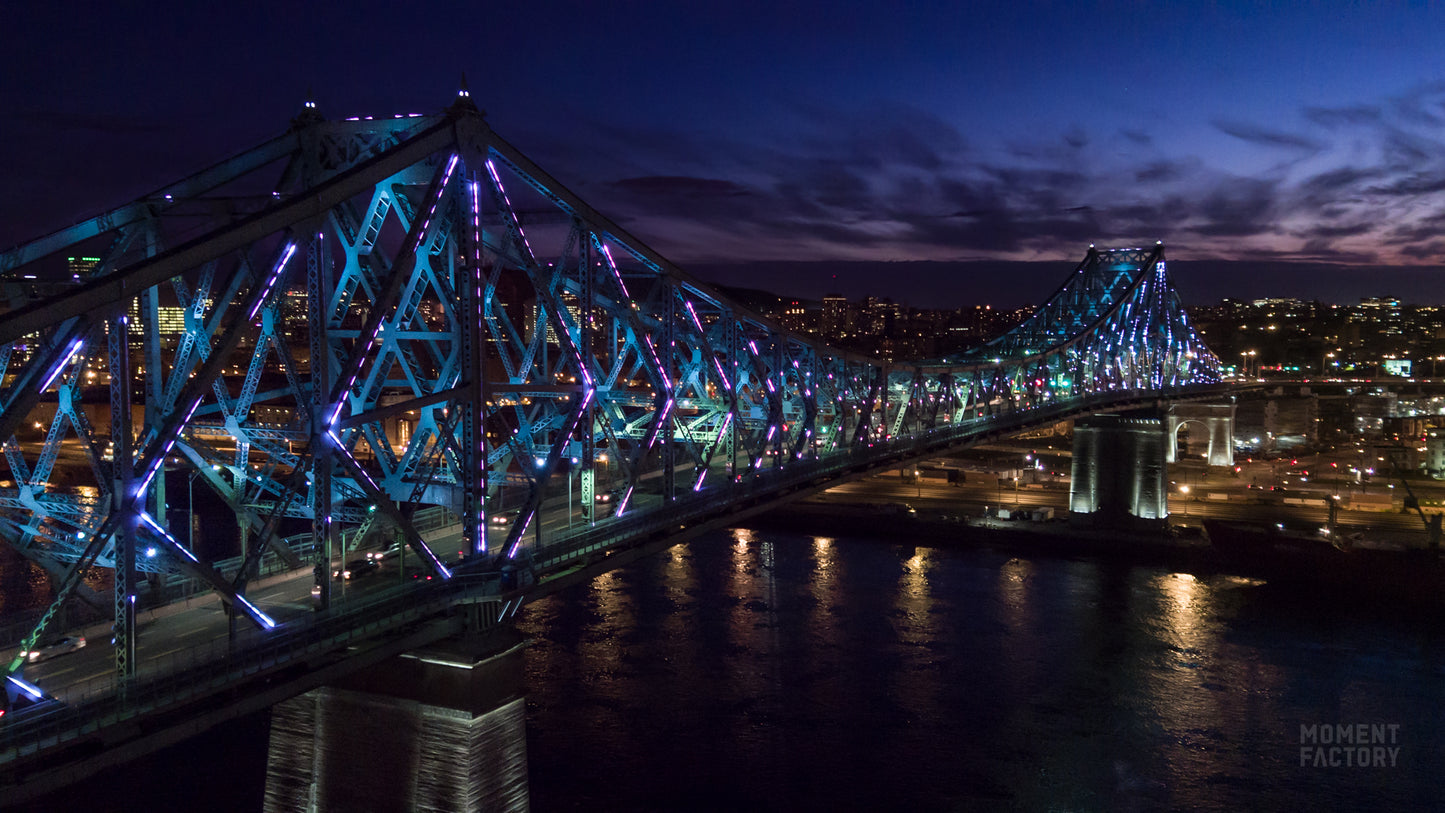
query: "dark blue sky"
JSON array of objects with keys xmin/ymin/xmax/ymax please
[{"xmin": 7, "ymin": 2, "xmax": 1445, "ymax": 306}]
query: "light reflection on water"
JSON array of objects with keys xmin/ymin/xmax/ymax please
[{"xmin": 520, "ymin": 528, "xmax": 1445, "ymax": 811}]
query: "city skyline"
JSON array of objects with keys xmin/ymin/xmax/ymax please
[{"xmin": 8, "ymin": 3, "xmax": 1445, "ymax": 307}]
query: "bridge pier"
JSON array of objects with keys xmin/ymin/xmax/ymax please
[
  {"xmin": 262, "ymin": 628, "xmax": 528, "ymax": 813},
  {"xmin": 1165, "ymin": 402, "xmax": 1236, "ymax": 466},
  {"xmin": 1069, "ymin": 413, "xmax": 1168, "ymax": 529}
]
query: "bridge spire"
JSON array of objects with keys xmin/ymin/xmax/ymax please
[
  {"xmin": 451, "ymin": 73, "xmax": 481, "ymax": 115},
  {"xmin": 292, "ymin": 87, "xmax": 323, "ymax": 127}
]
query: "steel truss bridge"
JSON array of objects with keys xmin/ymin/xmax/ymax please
[{"xmin": 0, "ymin": 91, "xmax": 1222, "ymax": 780}]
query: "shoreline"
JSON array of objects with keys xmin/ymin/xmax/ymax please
[{"xmin": 744, "ymin": 499, "xmax": 1445, "ymax": 613}]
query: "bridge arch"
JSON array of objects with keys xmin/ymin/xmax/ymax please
[{"xmin": 1165, "ymin": 402, "xmax": 1235, "ymax": 466}]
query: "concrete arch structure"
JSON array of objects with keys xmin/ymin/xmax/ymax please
[{"xmin": 1166, "ymin": 402, "xmax": 1235, "ymax": 466}]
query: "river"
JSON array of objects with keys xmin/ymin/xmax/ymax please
[{"xmin": 8, "ymin": 525, "xmax": 1445, "ymax": 810}]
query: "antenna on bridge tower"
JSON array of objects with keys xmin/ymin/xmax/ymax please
[
  {"xmin": 292, "ymin": 87, "xmax": 323, "ymax": 127},
  {"xmin": 451, "ymin": 73, "xmax": 482, "ymax": 115}
]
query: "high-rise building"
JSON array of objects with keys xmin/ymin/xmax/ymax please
[
  {"xmin": 821, "ymin": 295, "xmax": 848, "ymax": 334},
  {"xmin": 68, "ymin": 256, "xmax": 99, "ymax": 281}
]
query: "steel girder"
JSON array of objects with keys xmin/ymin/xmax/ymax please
[{"xmin": 0, "ymin": 95, "xmax": 1223, "ymax": 680}]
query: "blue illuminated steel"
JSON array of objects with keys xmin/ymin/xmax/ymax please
[{"xmin": 0, "ymin": 97, "xmax": 1221, "ymax": 693}]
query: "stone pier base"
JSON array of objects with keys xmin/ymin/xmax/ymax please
[{"xmin": 263, "ymin": 633, "xmax": 528, "ymax": 812}]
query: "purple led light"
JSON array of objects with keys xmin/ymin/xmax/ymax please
[
  {"xmin": 712, "ymin": 358, "xmax": 732, "ymax": 391},
  {"xmin": 236, "ymin": 595, "xmax": 277, "ymax": 629},
  {"xmin": 6, "ymin": 675, "xmax": 44, "ymax": 700},
  {"xmin": 600, "ymin": 244, "xmax": 632, "ymax": 300},
  {"xmin": 684, "ymin": 301, "xmax": 705, "ymax": 333},
  {"xmin": 486, "ymin": 159, "xmax": 535, "ymax": 260},
  {"xmin": 138, "ymin": 511, "xmax": 199, "ymax": 564},
  {"xmin": 247, "ymin": 242, "xmax": 297, "ymax": 320},
  {"xmin": 714, "ymin": 413, "xmax": 732, "ymax": 443},
  {"xmin": 38, "ymin": 337, "xmax": 85, "ymax": 393}
]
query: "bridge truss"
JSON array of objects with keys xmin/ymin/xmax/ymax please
[{"xmin": 0, "ymin": 91, "xmax": 1221, "ymax": 680}]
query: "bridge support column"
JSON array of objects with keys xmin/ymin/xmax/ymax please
[
  {"xmin": 1165, "ymin": 402, "xmax": 1236, "ymax": 466},
  {"xmin": 262, "ymin": 629, "xmax": 528, "ymax": 813},
  {"xmin": 1069, "ymin": 413, "xmax": 1168, "ymax": 529}
]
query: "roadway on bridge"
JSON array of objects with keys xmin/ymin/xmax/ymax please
[{"xmin": 3, "ymin": 479, "xmax": 660, "ymax": 707}]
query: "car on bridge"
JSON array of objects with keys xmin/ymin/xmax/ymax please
[
  {"xmin": 333, "ymin": 558, "xmax": 380, "ymax": 580},
  {"xmin": 366, "ymin": 543, "xmax": 402, "ymax": 562},
  {"xmin": 19, "ymin": 635, "xmax": 85, "ymax": 664}
]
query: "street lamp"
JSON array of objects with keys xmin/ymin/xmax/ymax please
[
  {"xmin": 1242, "ymin": 349, "xmax": 1257, "ymax": 378},
  {"xmin": 1179, "ymin": 484, "xmax": 1190, "ymax": 516}
]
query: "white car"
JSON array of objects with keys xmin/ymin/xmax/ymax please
[
  {"xmin": 366, "ymin": 543, "xmax": 402, "ymax": 562},
  {"xmin": 21, "ymin": 635, "xmax": 86, "ymax": 663}
]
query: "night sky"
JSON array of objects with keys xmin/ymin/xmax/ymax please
[{"xmin": 7, "ymin": 2, "xmax": 1445, "ymax": 307}]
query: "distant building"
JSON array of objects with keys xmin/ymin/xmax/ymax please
[
  {"xmin": 1427, "ymin": 429, "xmax": 1445, "ymax": 479},
  {"xmin": 821, "ymin": 295, "xmax": 848, "ymax": 334}
]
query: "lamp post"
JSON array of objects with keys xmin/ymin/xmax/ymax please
[{"xmin": 1179, "ymin": 484, "xmax": 1190, "ymax": 516}]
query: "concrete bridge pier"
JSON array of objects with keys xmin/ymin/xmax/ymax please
[
  {"xmin": 1165, "ymin": 402, "xmax": 1235, "ymax": 466},
  {"xmin": 262, "ymin": 627, "xmax": 529, "ymax": 813},
  {"xmin": 1069, "ymin": 413, "xmax": 1168, "ymax": 529}
]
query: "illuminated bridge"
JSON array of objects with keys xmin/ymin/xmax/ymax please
[{"xmin": 0, "ymin": 91, "xmax": 1223, "ymax": 797}]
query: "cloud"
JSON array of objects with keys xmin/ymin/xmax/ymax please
[
  {"xmin": 1193, "ymin": 178, "xmax": 1279, "ymax": 237},
  {"xmin": 1400, "ymin": 241, "xmax": 1445, "ymax": 260},
  {"xmin": 1365, "ymin": 172, "xmax": 1445, "ymax": 197},
  {"xmin": 540, "ymin": 88, "xmax": 1445, "ymax": 275},
  {"xmin": 1135, "ymin": 160, "xmax": 1185, "ymax": 183},
  {"xmin": 1302, "ymin": 104, "xmax": 1382, "ymax": 128},
  {"xmin": 610, "ymin": 176, "xmax": 751, "ymax": 198},
  {"xmin": 1212, "ymin": 119, "xmax": 1323, "ymax": 151},
  {"xmin": 1120, "ymin": 129, "xmax": 1152, "ymax": 146}
]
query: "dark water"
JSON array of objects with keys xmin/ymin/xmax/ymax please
[
  {"xmin": 518, "ymin": 528, "xmax": 1445, "ymax": 812},
  {"xmin": 12, "ymin": 526, "xmax": 1445, "ymax": 811}
]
